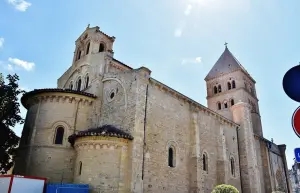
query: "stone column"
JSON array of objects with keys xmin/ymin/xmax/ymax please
[
  {"xmin": 278, "ymin": 144, "xmax": 293, "ymax": 193},
  {"xmin": 216, "ymin": 124, "xmax": 228, "ymax": 184},
  {"xmin": 119, "ymin": 145, "xmax": 129, "ymax": 193},
  {"xmin": 231, "ymin": 102, "xmax": 261, "ymax": 193},
  {"xmin": 130, "ymin": 67, "xmax": 151, "ymax": 193},
  {"xmin": 259, "ymin": 140, "xmax": 272, "ymax": 193},
  {"xmin": 188, "ymin": 111, "xmax": 202, "ymax": 193}
]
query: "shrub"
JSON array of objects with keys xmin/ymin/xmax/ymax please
[{"xmin": 211, "ymin": 184, "xmax": 239, "ymax": 193}]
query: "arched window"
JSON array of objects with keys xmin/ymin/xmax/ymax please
[
  {"xmin": 224, "ymin": 101, "xmax": 228, "ymax": 109},
  {"xmin": 168, "ymin": 147, "xmax": 175, "ymax": 167},
  {"xmin": 69, "ymin": 81, "xmax": 73, "ymax": 90},
  {"xmin": 231, "ymin": 99, "xmax": 234, "ymax": 106},
  {"xmin": 230, "ymin": 158, "xmax": 235, "ymax": 176},
  {"xmin": 78, "ymin": 161, "xmax": 82, "ymax": 175},
  {"xmin": 232, "ymin": 80, "xmax": 236, "ymax": 89},
  {"xmin": 77, "ymin": 78, "xmax": 82, "ymax": 91},
  {"xmin": 218, "ymin": 85, "xmax": 222, "ymax": 93},
  {"xmin": 214, "ymin": 86, "xmax": 218, "ymax": 94},
  {"xmin": 244, "ymin": 82, "xmax": 247, "ymax": 90},
  {"xmin": 217, "ymin": 102, "xmax": 221, "ymax": 110},
  {"xmin": 86, "ymin": 42, "xmax": 90, "ymax": 55},
  {"xmin": 227, "ymin": 82, "xmax": 231, "ymax": 90},
  {"xmin": 54, "ymin": 127, "xmax": 64, "ymax": 145},
  {"xmin": 77, "ymin": 50, "xmax": 81, "ymax": 60},
  {"xmin": 203, "ymin": 153, "xmax": 208, "ymax": 172},
  {"xmin": 85, "ymin": 75, "xmax": 89, "ymax": 88},
  {"xmin": 99, "ymin": 43, "xmax": 105, "ymax": 52}
]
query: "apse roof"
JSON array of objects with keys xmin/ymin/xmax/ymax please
[{"xmin": 68, "ymin": 125, "xmax": 133, "ymax": 146}]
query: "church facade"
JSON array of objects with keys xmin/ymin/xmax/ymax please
[{"xmin": 14, "ymin": 25, "xmax": 292, "ymax": 193}]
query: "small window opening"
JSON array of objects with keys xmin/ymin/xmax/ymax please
[
  {"xmin": 244, "ymin": 82, "xmax": 247, "ymax": 90},
  {"xmin": 224, "ymin": 102, "xmax": 228, "ymax": 109},
  {"xmin": 110, "ymin": 92, "xmax": 115, "ymax": 99},
  {"xmin": 86, "ymin": 42, "xmax": 90, "ymax": 55},
  {"xmin": 203, "ymin": 153, "xmax": 208, "ymax": 172},
  {"xmin": 99, "ymin": 43, "xmax": 105, "ymax": 52},
  {"xmin": 232, "ymin": 80, "xmax": 236, "ymax": 88},
  {"xmin": 218, "ymin": 85, "xmax": 222, "ymax": 93},
  {"xmin": 217, "ymin": 102, "xmax": 221, "ymax": 110},
  {"xmin": 214, "ymin": 86, "xmax": 218, "ymax": 94},
  {"xmin": 85, "ymin": 75, "xmax": 89, "ymax": 88},
  {"xmin": 54, "ymin": 127, "xmax": 64, "ymax": 145},
  {"xmin": 168, "ymin": 147, "xmax": 175, "ymax": 167},
  {"xmin": 231, "ymin": 158, "xmax": 235, "ymax": 176},
  {"xmin": 69, "ymin": 82, "xmax": 73, "ymax": 90},
  {"xmin": 78, "ymin": 161, "xmax": 82, "ymax": 175},
  {"xmin": 231, "ymin": 99, "xmax": 234, "ymax": 106},
  {"xmin": 77, "ymin": 50, "xmax": 81, "ymax": 60},
  {"xmin": 77, "ymin": 78, "xmax": 82, "ymax": 91},
  {"xmin": 227, "ymin": 82, "xmax": 231, "ymax": 90}
]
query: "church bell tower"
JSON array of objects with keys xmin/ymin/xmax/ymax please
[{"xmin": 205, "ymin": 44, "xmax": 263, "ymax": 136}]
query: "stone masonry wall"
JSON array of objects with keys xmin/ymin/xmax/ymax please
[
  {"xmin": 143, "ymin": 83, "xmax": 191, "ymax": 193},
  {"xmin": 99, "ymin": 67, "xmax": 151, "ymax": 193},
  {"xmin": 142, "ymin": 80, "xmax": 241, "ymax": 193},
  {"xmin": 231, "ymin": 102, "xmax": 261, "ymax": 193},
  {"xmin": 269, "ymin": 145, "xmax": 289, "ymax": 192},
  {"xmin": 73, "ymin": 137, "xmax": 130, "ymax": 193},
  {"xmin": 14, "ymin": 93, "xmax": 95, "ymax": 183}
]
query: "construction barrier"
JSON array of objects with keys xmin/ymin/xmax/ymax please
[{"xmin": 46, "ymin": 183, "xmax": 89, "ymax": 193}]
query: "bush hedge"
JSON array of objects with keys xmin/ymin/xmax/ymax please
[{"xmin": 211, "ymin": 184, "xmax": 239, "ymax": 193}]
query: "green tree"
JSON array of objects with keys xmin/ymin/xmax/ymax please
[
  {"xmin": 212, "ymin": 184, "xmax": 239, "ymax": 193},
  {"xmin": 0, "ymin": 73, "xmax": 25, "ymax": 174}
]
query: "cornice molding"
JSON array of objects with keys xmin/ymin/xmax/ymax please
[
  {"xmin": 24, "ymin": 93, "xmax": 95, "ymax": 109},
  {"xmin": 74, "ymin": 136, "xmax": 129, "ymax": 150}
]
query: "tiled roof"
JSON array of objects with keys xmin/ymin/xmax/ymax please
[
  {"xmin": 68, "ymin": 125, "xmax": 134, "ymax": 146},
  {"xmin": 21, "ymin": 88, "xmax": 97, "ymax": 106},
  {"xmin": 112, "ymin": 58, "xmax": 133, "ymax": 69},
  {"xmin": 205, "ymin": 47, "xmax": 250, "ymax": 81},
  {"xmin": 96, "ymin": 28, "xmax": 115, "ymax": 41}
]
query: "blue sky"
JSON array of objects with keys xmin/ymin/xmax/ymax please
[{"xmin": 0, "ymin": 0, "xmax": 299, "ymax": 168}]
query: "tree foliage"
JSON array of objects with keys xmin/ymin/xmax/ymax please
[
  {"xmin": 0, "ymin": 73, "xmax": 25, "ymax": 174},
  {"xmin": 212, "ymin": 184, "xmax": 239, "ymax": 193}
]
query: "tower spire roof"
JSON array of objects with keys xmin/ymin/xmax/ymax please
[{"xmin": 205, "ymin": 44, "xmax": 249, "ymax": 81}]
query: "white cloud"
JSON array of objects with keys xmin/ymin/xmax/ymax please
[
  {"xmin": 8, "ymin": 57, "xmax": 35, "ymax": 71},
  {"xmin": 7, "ymin": 64, "xmax": 14, "ymax": 71},
  {"xmin": 0, "ymin": 61, "xmax": 12, "ymax": 71},
  {"xmin": 195, "ymin": 57, "xmax": 202, "ymax": 63},
  {"xmin": 181, "ymin": 57, "xmax": 202, "ymax": 64},
  {"xmin": 174, "ymin": 29, "xmax": 182, "ymax": 37},
  {"xmin": 0, "ymin": 38, "xmax": 4, "ymax": 48},
  {"xmin": 7, "ymin": 0, "xmax": 32, "ymax": 12},
  {"xmin": 184, "ymin": 4, "xmax": 192, "ymax": 15}
]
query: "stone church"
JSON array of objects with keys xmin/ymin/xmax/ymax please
[{"xmin": 14, "ymin": 25, "xmax": 292, "ymax": 193}]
